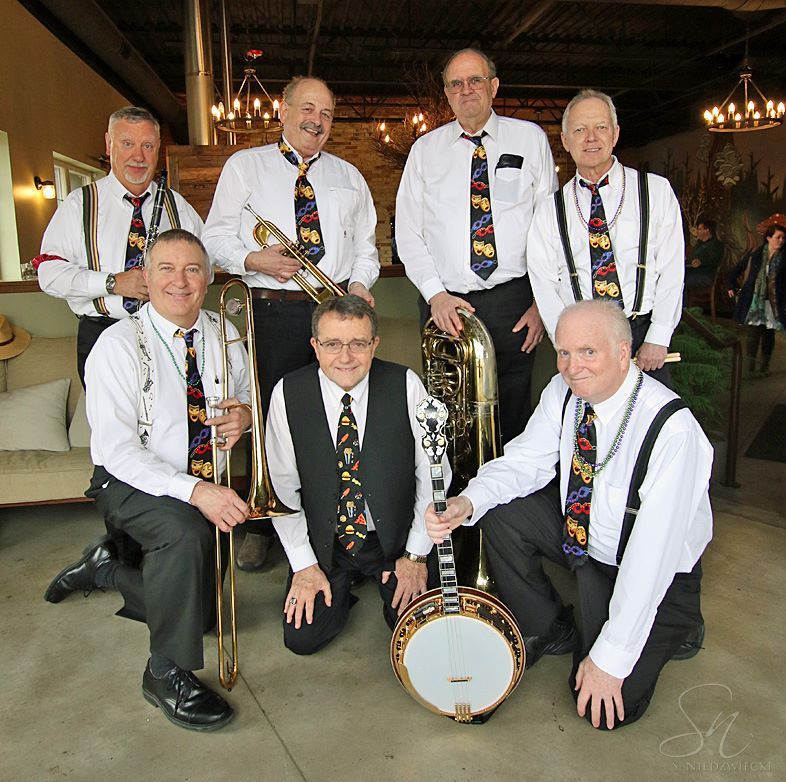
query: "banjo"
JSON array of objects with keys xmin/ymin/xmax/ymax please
[{"xmin": 390, "ymin": 396, "xmax": 525, "ymax": 724}]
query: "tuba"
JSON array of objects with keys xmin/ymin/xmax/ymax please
[
  {"xmin": 243, "ymin": 203, "xmax": 345, "ymax": 304},
  {"xmin": 422, "ymin": 309, "xmax": 500, "ymax": 593},
  {"xmin": 209, "ymin": 278, "xmax": 296, "ymax": 690}
]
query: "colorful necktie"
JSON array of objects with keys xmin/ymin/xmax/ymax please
[
  {"xmin": 278, "ymin": 139, "xmax": 326, "ymax": 264},
  {"xmin": 580, "ymin": 177, "xmax": 624, "ymax": 307},
  {"xmin": 335, "ymin": 393, "xmax": 366, "ymax": 553},
  {"xmin": 462, "ymin": 132, "xmax": 498, "ymax": 280},
  {"xmin": 178, "ymin": 329, "xmax": 212, "ymax": 481},
  {"xmin": 563, "ymin": 402, "xmax": 596, "ymax": 569},
  {"xmin": 122, "ymin": 193, "xmax": 150, "ymax": 314}
]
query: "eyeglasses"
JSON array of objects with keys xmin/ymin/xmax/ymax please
[
  {"xmin": 316, "ymin": 338, "xmax": 375, "ymax": 354},
  {"xmin": 445, "ymin": 75, "xmax": 493, "ymax": 94}
]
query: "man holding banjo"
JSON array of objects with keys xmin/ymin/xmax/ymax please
[{"xmin": 426, "ymin": 299, "xmax": 712, "ymax": 730}]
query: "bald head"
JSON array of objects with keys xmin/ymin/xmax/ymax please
[{"xmin": 555, "ymin": 300, "xmax": 632, "ymax": 404}]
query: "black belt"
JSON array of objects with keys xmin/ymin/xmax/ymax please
[
  {"xmin": 250, "ymin": 288, "xmax": 314, "ymax": 302},
  {"xmin": 79, "ymin": 315, "xmax": 118, "ymax": 325}
]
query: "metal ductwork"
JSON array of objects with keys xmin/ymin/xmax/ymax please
[
  {"xmin": 21, "ymin": 0, "xmax": 186, "ymax": 138},
  {"xmin": 184, "ymin": 0, "xmax": 214, "ymax": 145}
]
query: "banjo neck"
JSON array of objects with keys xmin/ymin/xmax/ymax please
[
  {"xmin": 431, "ymin": 463, "xmax": 461, "ymax": 615},
  {"xmin": 417, "ymin": 395, "xmax": 461, "ymax": 614}
]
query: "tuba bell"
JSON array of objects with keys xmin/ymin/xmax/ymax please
[{"xmin": 422, "ymin": 309, "xmax": 500, "ymax": 593}]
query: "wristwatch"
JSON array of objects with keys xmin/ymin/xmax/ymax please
[
  {"xmin": 105, "ymin": 273, "xmax": 117, "ymax": 295},
  {"xmin": 403, "ymin": 551, "xmax": 428, "ymax": 564}
]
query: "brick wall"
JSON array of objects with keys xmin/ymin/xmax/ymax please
[{"xmin": 168, "ymin": 120, "xmax": 571, "ymax": 267}]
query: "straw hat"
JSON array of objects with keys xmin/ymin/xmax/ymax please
[{"xmin": 0, "ymin": 315, "xmax": 31, "ymax": 359}]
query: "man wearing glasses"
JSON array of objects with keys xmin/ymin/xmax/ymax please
[
  {"xmin": 264, "ymin": 295, "xmax": 450, "ymax": 653},
  {"xmin": 396, "ymin": 48, "xmax": 557, "ymax": 442}
]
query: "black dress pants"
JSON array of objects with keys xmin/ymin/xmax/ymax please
[
  {"xmin": 630, "ymin": 312, "xmax": 672, "ymax": 388},
  {"xmin": 251, "ymin": 297, "xmax": 317, "ymax": 417},
  {"xmin": 77, "ymin": 315, "xmax": 118, "ymax": 388},
  {"xmin": 419, "ymin": 275, "xmax": 537, "ymax": 444},
  {"xmin": 87, "ymin": 467, "xmax": 219, "ymax": 672},
  {"xmin": 249, "ymin": 297, "xmax": 317, "ymax": 536},
  {"xmin": 481, "ymin": 483, "xmax": 702, "ymax": 729},
  {"xmin": 283, "ymin": 533, "xmax": 402, "ymax": 655}
]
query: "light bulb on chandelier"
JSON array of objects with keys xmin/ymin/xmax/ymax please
[{"xmin": 702, "ymin": 65, "xmax": 783, "ymax": 133}]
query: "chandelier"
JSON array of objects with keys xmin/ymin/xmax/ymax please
[
  {"xmin": 211, "ymin": 50, "xmax": 282, "ymax": 138},
  {"xmin": 702, "ymin": 60, "xmax": 783, "ymax": 133}
]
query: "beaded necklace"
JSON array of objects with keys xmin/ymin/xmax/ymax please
[
  {"xmin": 147, "ymin": 309, "xmax": 205, "ymax": 384},
  {"xmin": 572, "ymin": 369, "xmax": 643, "ymax": 480},
  {"xmin": 572, "ymin": 169, "xmax": 626, "ymax": 231}
]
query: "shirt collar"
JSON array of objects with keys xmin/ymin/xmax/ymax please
[
  {"xmin": 318, "ymin": 367, "xmax": 370, "ymax": 406},
  {"xmin": 145, "ymin": 302, "xmax": 203, "ymax": 343},
  {"xmin": 450, "ymin": 110, "xmax": 498, "ymax": 144},
  {"xmin": 107, "ymin": 170, "xmax": 155, "ymax": 203},
  {"xmin": 280, "ymin": 134, "xmax": 320, "ymax": 166},
  {"xmin": 591, "ymin": 363, "xmax": 640, "ymax": 426},
  {"xmin": 574, "ymin": 155, "xmax": 622, "ymax": 190}
]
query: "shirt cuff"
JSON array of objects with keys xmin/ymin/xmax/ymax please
[
  {"xmin": 284, "ymin": 543, "xmax": 319, "ymax": 573},
  {"xmin": 405, "ymin": 530, "xmax": 434, "ymax": 558},
  {"xmin": 460, "ymin": 487, "xmax": 489, "ymax": 526},
  {"xmin": 420, "ymin": 278, "xmax": 448, "ymax": 304},
  {"xmin": 589, "ymin": 633, "xmax": 638, "ymax": 680},
  {"xmin": 89, "ymin": 271, "xmax": 111, "ymax": 298},
  {"xmin": 643, "ymin": 322, "xmax": 674, "ymax": 347},
  {"xmin": 168, "ymin": 473, "xmax": 202, "ymax": 504}
]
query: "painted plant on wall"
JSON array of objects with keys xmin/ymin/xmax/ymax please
[{"xmin": 657, "ymin": 133, "xmax": 786, "ymax": 267}]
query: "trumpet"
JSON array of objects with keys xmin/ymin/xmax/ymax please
[
  {"xmin": 210, "ymin": 278, "xmax": 296, "ymax": 690},
  {"xmin": 243, "ymin": 204, "xmax": 345, "ymax": 303}
]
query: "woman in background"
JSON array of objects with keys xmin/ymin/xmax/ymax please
[{"xmin": 727, "ymin": 223, "xmax": 786, "ymax": 377}]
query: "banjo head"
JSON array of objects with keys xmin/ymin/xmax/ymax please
[{"xmin": 390, "ymin": 587, "xmax": 525, "ymax": 721}]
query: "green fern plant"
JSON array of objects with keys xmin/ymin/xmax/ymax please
[{"xmin": 670, "ymin": 310, "xmax": 735, "ymax": 431}]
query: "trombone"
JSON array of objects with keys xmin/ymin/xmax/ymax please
[
  {"xmin": 243, "ymin": 203, "xmax": 346, "ymax": 303},
  {"xmin": 210, "ymin": 278, "xmax": 296, "ymax": 690}
]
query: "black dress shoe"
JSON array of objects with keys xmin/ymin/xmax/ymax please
[
  {"xmin": 672, "ymin": 621, "xmax": 705, "ymax": 661},
  {"xmin": 142, "ymin": 662, "xmax": 233, "ymax": 732},
  {"xmin": 524, "ymin": 607, "xmax": 578, "ymax": 670},
  {"xmin": 44, "ymin": 535, "xmax": 117, "ymax": 604}
]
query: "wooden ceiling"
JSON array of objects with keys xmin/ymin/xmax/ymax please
[{"xmin": 19, "ymin": 0, "xmax": 786, "ymax": 146}]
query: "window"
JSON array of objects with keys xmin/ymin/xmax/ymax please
[
  {"xmin": 0, "ymin": 130, "xmax": 21, "ymax": 279},
  {"xmin": 52, "ymin": 153, "xmax": 105, "ymax": 205}
]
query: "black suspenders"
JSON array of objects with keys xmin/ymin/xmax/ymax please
[
  {"xmin": 553, "ymin": 169, "xmax": 651, "ymax": 311},
  {"xmin": 615, "ymin": 398, "xmax": 687, "ymax": 564}
]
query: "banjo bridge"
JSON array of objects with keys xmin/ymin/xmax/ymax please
[{"xmin": 448, "ymin": 676, "xmax": 472, "ymax": 683}]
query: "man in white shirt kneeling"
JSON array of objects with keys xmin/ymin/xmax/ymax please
[
  {"xmin": 426, "ymin": 299, "xmax": 712, "ymax": 730},
  {"xmin": 44, "ymin": 229, "xmax": 251, "ymax": 732},
  {"xmin": 266, "ymin": 295, "xmax": 450, "ymax": 654}
]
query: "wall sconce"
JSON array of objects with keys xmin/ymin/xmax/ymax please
[{"xmin": 34, "ymin": 176, "xmax": 56, "ymax": 200}]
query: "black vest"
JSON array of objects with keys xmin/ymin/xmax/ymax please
[{"xmin": 283, "ymin": 359, "xmax": 416, "ymax": 573}]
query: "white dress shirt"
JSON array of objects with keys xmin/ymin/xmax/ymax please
[
  {"xmin": 527, "ymin": 158, "xmax": 684, "ymax": 347},
  {"xmin": 38, "ymin": 172, "xmax": 204, "ymax": 319},
  {"xmin": 202, "ymin": 137, "xmax": 379, "ymax": 291},
  {"xmin": 266, "ymin": 367, "xmax": 451, "ymax": 572},
  {"xmin": 462, "ymin": 365, "xmax": 713, "ymax": 679},
  {"xmin": 85, "ymin": 303, "xmax": 250, "ymax": 503},
  {"xmin": 395, "ymin": 112, "xmax": 557, "ymax": 302}
]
